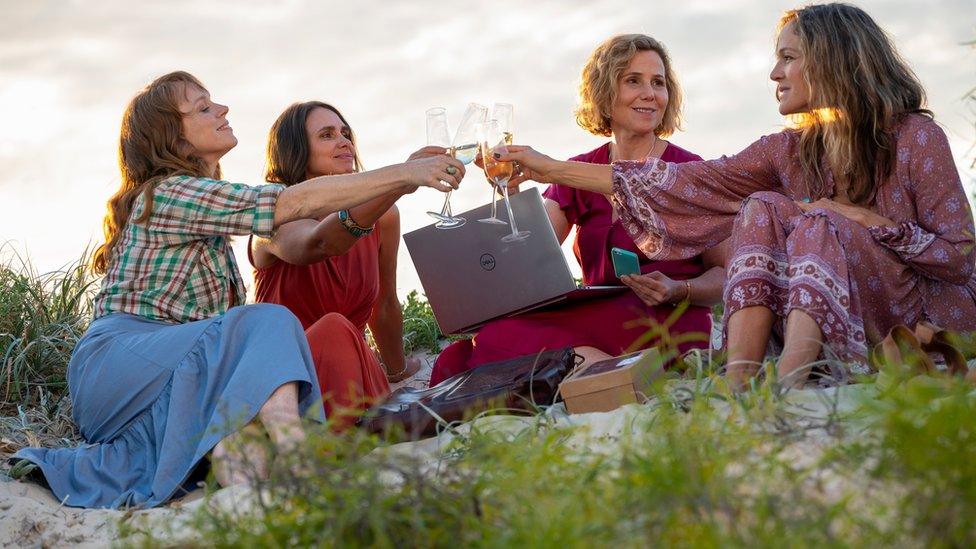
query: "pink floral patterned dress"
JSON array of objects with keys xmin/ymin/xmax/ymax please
[
  {"xmin": 429, "ymin": 142, "xmax": 711, "ymax": 386},
  {"xmin": 610, "ymin": 114, "xmax": 976, "ymax": 378}
]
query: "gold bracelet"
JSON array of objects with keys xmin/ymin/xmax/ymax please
[{"xmin": 670, "ymin": 280, "xmax": 692, "ymax": 305}]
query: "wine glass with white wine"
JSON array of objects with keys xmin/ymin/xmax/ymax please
[
  {"xmin": 426, "ymin": 103, "xmax": 487, "ymax": 229},
  {"xmin": 493, "ymin": 102, "xmax": 514, "ymax": 146},
  {"xmin": 424, "ymin": 107, "xmax": 464, "ymax": 228},
  {"xmin": 480, "ymin": 120, "xmax": 530, "ymax": 242}
]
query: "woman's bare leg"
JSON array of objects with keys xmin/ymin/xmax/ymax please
[
  {"xmin": 725, "ymin": 306, "xmax": 775, "ymax": 391},
  {"xmin": 776, "ymin": 310, "xmax": 824, "ymax": 389},
  {"xmin": 211, "ymin": 422, "xmax": 270, "ymax": 487},
  {"xmin": 211, "ymin": 381, "xmax": 306, "ymax": 487},
  {"xmin": 258, "ymin": 381, "xmax": 306, "ymax": 451}
]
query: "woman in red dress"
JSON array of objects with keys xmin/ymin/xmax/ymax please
[
  {"xmin": 250, "ymin": 101, "xmax": 437, "ymax": 428},
  {"xmin": 431, "ymin": 35, "xmax": 725, "ymax": 385}
]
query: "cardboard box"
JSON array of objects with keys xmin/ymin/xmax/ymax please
[{"xmin": 559, "ymin": 349, "xmax": 665, "ymax": 414}]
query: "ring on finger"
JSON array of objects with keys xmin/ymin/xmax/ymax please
[{"xmin": 445, "ymin": 165, "xmax": 458, "ymax": 175}]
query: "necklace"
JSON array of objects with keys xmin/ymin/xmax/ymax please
[{"xmin": 609, "ymin": 133, "xmax": 660, "ymax": 163}]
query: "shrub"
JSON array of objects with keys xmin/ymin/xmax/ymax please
[{"xmin": 0, "ymin": 245, "xmax": 96, "ymax": 413}]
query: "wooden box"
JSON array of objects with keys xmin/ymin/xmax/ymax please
[{"xmin": 559, "ymin": 349, "xmax": 665, "ymax": 414}]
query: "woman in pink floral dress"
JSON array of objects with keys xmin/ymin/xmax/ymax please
[{"xmin": 498, "ymin": 3, "xmax": 976, "ymax": 389}]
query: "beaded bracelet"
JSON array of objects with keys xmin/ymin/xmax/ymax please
[{"xmin": 338, "ymin": 209, "xmax": 374, "ymax": 237}]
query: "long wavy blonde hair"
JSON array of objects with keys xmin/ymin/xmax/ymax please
[
  {"xmin": 575, "ymin": 34, "xmax": 684, "ymax": 138},
  {"xmin": 782, "ymin": 3, "xmax": 929, "ymax": 204},
  {"xmin": 92, "ymin": 71, "xmax": 218, "ymax": 274}
]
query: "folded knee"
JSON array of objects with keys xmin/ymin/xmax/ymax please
[
  {"xmin": 307, "ymin": 312, "xmax": 359, "ymax": 338},
  {"xmin": 736, "ymin": 192, "xmax": 796, "ymax": 228},
  {"xmin": 232, "ymin": 303, "xmax": 302, "ymax": 331},
  {"xmin": 746, "ymin": 191, "xmax": 793, "ymax": 207}
]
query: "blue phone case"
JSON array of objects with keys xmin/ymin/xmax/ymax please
[{"xmin": 611, "ymin": 247, "xmax": 640, "ymax": 278}]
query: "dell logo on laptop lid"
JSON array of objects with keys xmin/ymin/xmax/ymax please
[{"xmin": 479, "ymin": 253, "xmax": 496, "ymax": 271}]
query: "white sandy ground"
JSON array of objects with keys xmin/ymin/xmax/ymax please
[{"xmin": 0, "ymin": 349, "xmax": 872, "ymax": 547}]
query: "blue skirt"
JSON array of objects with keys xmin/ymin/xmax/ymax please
[{"xmin": 13, "ymin": 304, "xmax": 324, "ymax": 509}]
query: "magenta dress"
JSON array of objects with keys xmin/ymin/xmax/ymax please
[
  {"xmin": 430, "ymin": 142, "xmax": 713, "ymax": 386},
  {"xmin": 610, "ymin": 114, "xmax": 976, "ymax": 379}
]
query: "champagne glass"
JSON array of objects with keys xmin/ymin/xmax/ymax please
[
  {"xmin": 478, "ymin": 103, "xmax": 514, "ymax": 225},
  {"xmin": 481, "ymin": 120, "xmax": 530, "ymax": 242},
  {"xmin": 476, "ymin": 120, "xmax": 507, "ymax": 225},
  {"xmin": 492, "ymin": 102, "xmax": 514, "ymax": 145},
  {"xmin": 424, "ymin": 107, "xmax": 464, "ymax": 228}
]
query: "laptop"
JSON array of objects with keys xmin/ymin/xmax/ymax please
[{"xmin": 404, "ymin": 187, "xmax": 627, "ymax": 335}]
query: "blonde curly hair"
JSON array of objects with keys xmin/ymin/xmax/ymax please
[{"xmin": 575, "ymin": 34, "xmax": 683, "ymax": 138}]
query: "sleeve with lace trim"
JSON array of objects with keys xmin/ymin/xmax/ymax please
[
  {"xmin": 868, "ymin": 119, "xmax": 974, "ymax": 285},
  {"xmin": 610, "ymin": 132, "xmax": 789, "ymax": 260}
]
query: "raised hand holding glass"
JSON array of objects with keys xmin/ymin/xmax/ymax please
[
  {"xmin": 481, "ymin": 120, "xmax": 529, "ymax": 242},
  {"xmin": 425, "ymin": 107, "xmax": 465, "ymax": 228},
  {"xmin": 476, "ymin": 120, "xmax": 507, "ymax": 225}
]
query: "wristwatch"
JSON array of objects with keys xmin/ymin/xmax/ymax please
[{"xmin": 338, "ymin": 209, "xmax": 373, "ymax": 237}]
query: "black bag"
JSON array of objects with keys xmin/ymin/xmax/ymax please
[{"xmin": 359, "ymin": 348, "xmax": 577, "ymax": 440}]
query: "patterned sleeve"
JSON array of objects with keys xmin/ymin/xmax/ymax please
[
  {"xmin": 610, "ymin": 133, "xmax": 787, "ymax": 260},
  {"xmin": 143, "ymin": 176, "xmax": 284, "ymax": 239},
  {"xmin": 868, "ymin": 120, "xmax": 975, "ymax": 284}
]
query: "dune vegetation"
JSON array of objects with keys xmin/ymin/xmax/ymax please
[{"xmin": 2, "ymin": 243, "xmax": 975, "ymax": 547}]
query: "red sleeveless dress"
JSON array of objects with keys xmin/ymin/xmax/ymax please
[
  {"xmin": 430, "ymin": 142, "xmax": 713, "ymax": 385},
  {"xmin": 250, "ymin": 226, "xmax": 390, "ymax": 430}
]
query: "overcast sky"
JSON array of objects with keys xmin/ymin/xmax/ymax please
[{"xmin": 1, "ymin": 0, "xmax": 973, "ymax": 298}]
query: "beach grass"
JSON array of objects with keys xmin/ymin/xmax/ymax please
[
  {"xmin": 149, "ymin": 367, "xmax": 976, "ymax": 548},
  {"xmin": 400, "ymin": 289, "xmax": 447, "ymax": 355},
  {"xmin": 367, "ymin": 289, "xmax": 471, "ymax": 358},
  {"xmin": 0, "ymin": 251, "xmax": 459, "ymax": 459},
  {"xmin": 0, "ymin": 244, "xmax": 96, "ymax": 452},
  {"xmin": 3, "ymin": 244, "xmax": 975, "ymax": 547}
]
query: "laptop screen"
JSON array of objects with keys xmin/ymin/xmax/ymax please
[{"xmin": 404, "ymin": 188, "xmax": 579, "ymax": 334}]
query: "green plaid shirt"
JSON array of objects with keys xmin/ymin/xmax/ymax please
[{"xmin": 93, "ymin": 175, "xmax": 284, "ymax": 323}]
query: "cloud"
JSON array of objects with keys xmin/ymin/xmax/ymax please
[{"xmin": 1, "ymin": 0, "xmax": 973, "ymax": 296}]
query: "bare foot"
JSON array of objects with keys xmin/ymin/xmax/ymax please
[{"xmin": 387, "ymin": 356, "xmax": 423, "ymax": 383}]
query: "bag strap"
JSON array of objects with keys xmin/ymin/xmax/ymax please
[{"xmin": 873, "ymin": 322, "xmax": 974, "ymax": 381}]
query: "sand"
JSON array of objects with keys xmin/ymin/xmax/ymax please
[{"xmin": 0, "ymin": 349, "xmax": 872, "ymax": 547}]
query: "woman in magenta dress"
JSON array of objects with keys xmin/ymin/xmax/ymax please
[
  {"xmin": 500, "ymin": 4, "xmax": 976, "ymax": 389},
  {"xmin": 431, "ymin": 34, "xmax": 725, "ymax": 385}
]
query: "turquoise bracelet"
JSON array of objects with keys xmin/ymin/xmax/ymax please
[{"xmin": 338, "ymin": 209, "xmax": 373, "ymax": 237}]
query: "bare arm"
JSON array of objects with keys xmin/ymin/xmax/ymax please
[
  {"xmin": 544, "ymin": 198, "xmax": 572, "ymax": 244},
  {"xmin": 686, "ymin": 266, "xmax": 725, "ymax": 306},
  {"xmin": 272, "ymin": 154, "xmax": 463, "ymax": 229},
  {"xmin": 701, "ymin": 238, "xmax": 728, "ymax": 270},
  {"xmin": 500, "ymin": 147, "xmax": 612, "ymax": 194},
  {"xmin": 621, "ymin": 237, "xmax": 727, "ymax": 308},
  {"xmin": 252, "ymin": 190, "xmax": 405, "ymax": 267},
  {"xmin": 367, "ymin": 207, "xmax": 407, "ymax": 374},
  {"xmin": 621, "ymin": 266, "xmax": 725, "ymax": 308},
  {"xmin": 253, "ymin": 146, "xmax": 447, "ymax": 267}
]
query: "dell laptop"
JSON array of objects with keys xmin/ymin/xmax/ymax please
[{"xmin": 404, "ymin": 187, "xmax": 626, "ymax": 334}]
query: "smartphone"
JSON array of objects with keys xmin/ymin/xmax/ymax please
[{"xmin": 611, "ymin": 247, "xmax": 640, "ymax": 278}]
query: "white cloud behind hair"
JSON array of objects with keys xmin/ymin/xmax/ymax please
[{"xmin": 0, "ymin": 0, "xmax": 972, "ymax": 297}]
